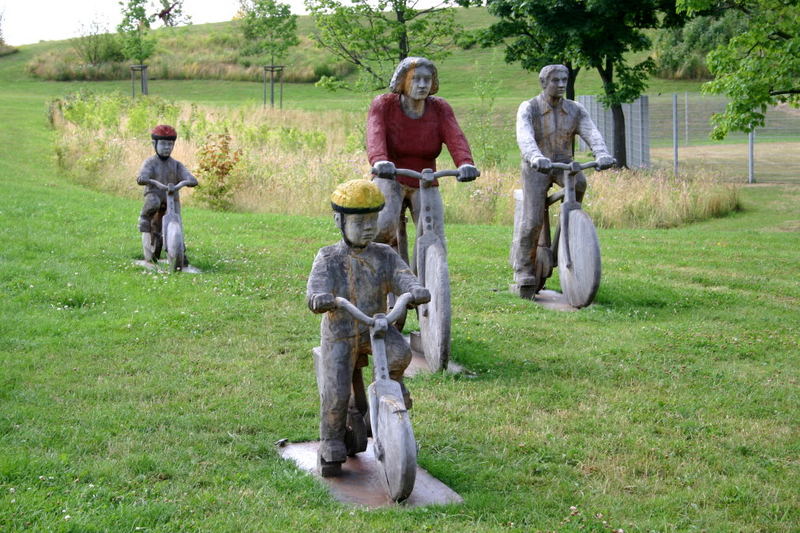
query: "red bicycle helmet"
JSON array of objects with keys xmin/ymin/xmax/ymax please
[{"xmin": 151, "ymin": 124, "xmax": 177, "ymax": 140}]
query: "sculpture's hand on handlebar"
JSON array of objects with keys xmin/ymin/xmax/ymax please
[
  {"xmin": 457, "ymin": 163, "xmax": 480, "ymax": 182},
  {"xmin": 531, "ymin": 156, "xmax": 552, "ymax": 172},
  {"xmin": 411, "ymin": 286, "xmax": 431, "ymax": 305},
  {"xmin": 372, "ymin": 160, "xmax": 396, "ymax": 180},
  {"xmin": 310, "ymin": 292, "xmax": 336, "ymax": 314},
  {"xmin": 596, "ymin": 155, "xmax": 616, "ymax": 170}
]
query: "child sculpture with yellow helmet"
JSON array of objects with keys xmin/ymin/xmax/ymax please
[{"xmin": 307, "ymin": 179, "xmax": 430, "ymax": 475}]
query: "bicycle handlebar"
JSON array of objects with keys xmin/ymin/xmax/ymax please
[
  {"xmin": 334, "ymin": 292, "xmax": 414, "ymax": 327},
  {"xmin": 149, "ymin": 180, "xmax": 190, "ymax": 192},
  {"xmin": 548, "ymin": 159, "xmax": 617, "ymax": 173},
  {"xmin": 371, "ymin": 167, "xmax": 479, "ymax": 182}
]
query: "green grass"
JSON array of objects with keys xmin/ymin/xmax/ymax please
[{"xmin": 1, "ymin": 34, "xmax": 799, "ymax": 532}]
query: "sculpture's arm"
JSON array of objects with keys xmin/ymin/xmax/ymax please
[
  {"xmin": 516, "ymin": 101, "xmax": 544, "ymax": 165},
  {"xmin": 389, "ymin": 251, "xmax": 430, "ymax": 305},
  {"xmin": 366, "ymin": 95, "xmax": 390, "ymax": 166},
  {"xmin": 176, "ymin": 161, "xmax": 198, "ymax": 187},
  {"xmin": 136, "ymin": 159, "xmax": 156, "ymax": 186},
  {"xmin": 576, "ymin": 103, "xmax": 611, "ymax": 159},
  {"xmin": 438, "ymin": 99, "xmax": 474, "ymax": 167},
  {"xmin": 307, "ymin": 250, "xmax": 335, "ymax": 313}
]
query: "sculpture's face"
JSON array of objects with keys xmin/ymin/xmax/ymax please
[
  {"xmin": 403, "ymin": 65, "xmax": 434, "ymax": 101},
  {"xmin": 154, "ymin": 139, "xmax": 175, "ymax": 158},
  {"xmin": 342, "ymin": 212, "xmax": 379, "ymax": 248},
  {"xmin": 543, "ymin": 70, "xmax": 568, "ymax": 99}
]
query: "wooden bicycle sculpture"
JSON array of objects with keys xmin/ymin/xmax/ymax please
[
  {"xmin": 527, "ymin": 159, "xmax": 614, "ymax": 308},
  {"xmin": 319, "ymin": 292, "xmax": 418, "ymax": 502},
  {"xmin": 375, "ymin": 167, "xmax": 479, "ymax": 372},
  {"xmin": 141, "ymin": 180, "xmax": 189, "ymax": 272}
]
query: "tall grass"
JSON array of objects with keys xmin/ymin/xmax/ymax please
[{"xmin": 50, "ymin": 91, "xmax": 740, "ymax": 228}]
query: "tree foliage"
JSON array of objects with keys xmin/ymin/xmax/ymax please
[
  {"xmin": 153, "ymin": 0, "xmax": 191, "ymax": 27},
  {"xmin": 117, "ymin": 0, "xmax": 156, "ymax": 64},
  {"xmin": 678, "ymin": 0, "xmax": 800, "ymax": 139},
  {"xmin": 305, "ymin": 0, "xmax": 459, "ymax": 90},
  {"xmin": 71, "ymin": 21, "xmax": 126, "ymax": 66},
  {"xmin": 238, "ymin": 0, "xmax": 299, "ymax": 64},
  {"xmin": 0, "ymin": 9, "xmax": 5, "ymax": 46},
  {"xmin": 462, "ymin": 0, "xmax": 684, "ymax": 167},
  {"xmin": 654, "ymin": 10, "xmax": 747, "ymax": 80}
]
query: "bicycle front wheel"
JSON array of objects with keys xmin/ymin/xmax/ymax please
[
  {"xmin": 558, "ymin": 210, "xmax": 601, "ymax": 308},
  {"xmin": 420, "ymin": 244, "xmax": 451, "ymax": 372},
  {"xmin": 376, "ymin": 394, "xmax": 416, "ymax": 502},
  {"xmin": 166, "ymin": 222, "xmax": 184, "ymax": 272}
]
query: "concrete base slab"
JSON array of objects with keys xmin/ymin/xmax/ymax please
[
  {"xmin": 405, "ymin": 332, "xmax": 466, "ymax": 377},
  {"xmin": 510, "ymin": 284, "xmax": 579, "ymax": 312},
  {"xmin": 133, "ymin": 260, "xmax": 201, "ymax": 274},
  {"xmin": 278, "ymin": 440, "xmax": 463, "ymax": 508},
  {"xmin": 533, "ymin": 289, "xmax": 579, "ymax": 312}
]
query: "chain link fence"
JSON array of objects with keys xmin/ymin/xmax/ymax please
[
  {"xmin": 579, "ymin": 93, "xmax": 800, "ymax": 183},
  {"xmin": 649, "ymin": 93, "xmax": 800, "ymax": 183}
]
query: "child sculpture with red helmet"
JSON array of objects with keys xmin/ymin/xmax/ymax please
[{"xmin": 136, "ymin": 125, "xmax": 198, "ymax": 233}]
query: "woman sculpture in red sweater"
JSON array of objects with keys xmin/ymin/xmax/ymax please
[{"xmin": 367, "ymin": 57, "xmax": 479, "ymax": 258}]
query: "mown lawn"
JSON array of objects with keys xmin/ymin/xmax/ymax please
[{"xmin": 1, "ymin": 45, "xmax": 798, "ymax": 532}]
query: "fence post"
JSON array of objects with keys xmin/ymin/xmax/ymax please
[
  {"xmin": 673, "ymin": 93, "xmax": 679, "ymax": 177},
  {"xmin": 748, "ymin": 130, "xmax": 755, "ymax": 184}
]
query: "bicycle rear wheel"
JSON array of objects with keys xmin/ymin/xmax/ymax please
[
  {"xmin": 166, "ymin": 222, "xmax": 184, "ymax": 272},
  {"xmin": 558, "ymin": 210, "xmax": 601, "ymax": 308},
  {"xmin": 419, "ymin": 244, "xmax": 451, "ymax": 372},
  {"xmin": 375, "ymin": 394, "xmax": 416, "ymax": 502}
]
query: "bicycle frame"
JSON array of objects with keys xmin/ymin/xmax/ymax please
[
  {"xmin": 145, "ymin": 180, "xmax": 188, "ymax": 270},
  {"xmin": 549, "ymin": 161, "xmax": 598, "ymax": 270}
]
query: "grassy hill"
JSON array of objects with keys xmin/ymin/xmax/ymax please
[{"xmin": 24, "ymin": 7, "xmax": 707, "ymax": 99}]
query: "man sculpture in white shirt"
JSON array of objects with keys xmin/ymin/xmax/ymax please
[{"xmin": 512, "ymin": 64, "xmax": 614, "ymax": 290}]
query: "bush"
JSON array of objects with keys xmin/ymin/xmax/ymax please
[{"xmin": 193, "ymin": 133, "xmax": 242, "ymax": 210}]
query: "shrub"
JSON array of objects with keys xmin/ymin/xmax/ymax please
[{"xmin": 193, "ymin": 133, "xmax": 242, "ymax": 210}]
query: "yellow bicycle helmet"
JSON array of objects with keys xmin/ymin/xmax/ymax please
[{"xmin": 330, "ymin": 179, "xmax": 385, "ymax": 214}]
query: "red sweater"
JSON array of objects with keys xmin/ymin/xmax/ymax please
[{"xmin": 366, "ymin": 93, "xmax": 474, "ymax": 188}]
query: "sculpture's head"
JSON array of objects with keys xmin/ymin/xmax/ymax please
[
  {"xmin": 330, "ymin": 179, "xmax": 385, "ymax": 248},
  {"xmin": 389, "ymin": 57, "xmax": 439, "ymax": 101},
  {"xmin": 538, "ymin": 64, "xmax": 569, "ymax": 100},
  {"xmin": 151, "ymin": 124, "xmax": 177, "ymax": 160}
]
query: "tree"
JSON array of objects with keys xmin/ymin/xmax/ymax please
[
  {"xmin": 0, "ymin": 10, "xmax": 5, "ymax": 46},
  {"xmin": 72, "ymin": 21, "xmax": 126, "ymax": 66},
  {"xmin": 457, "ymin": 1, "xmax": 583, "ymax": 101},
  {"xmin": 654, "ymin": 10, "xmax": 747, "ymax": 80},
  {"xmin": 305, "ymin": 0, "xmax": 459, "ymax": 90},
  {"xmin": 238, "ymin": 0, "xmax": 299, "ymax": 65},
  {"xmin": 117, "ymin": 0, "xmax": 156, "ymax": 64},
  {"xmin": 677, "ymin": 0, "xmax": 800, "ymax": 139},
  {"xmin": 153, "ymin": 0, "xmax": 191, "ymax": 27},
  {"xmin": 462, "ymin": 0, "xmax": 685, "ymax": 168}
]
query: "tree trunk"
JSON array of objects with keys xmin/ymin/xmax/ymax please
[
  {"xmin": 565, "ymin": 63, "xmax": 579, "ymax": 102},
  {"xmin": 395, "ymin": 3, "xmax": 409, "ymax": 61},
  {"xmin": 610, "ymin": 104, "xmax": 627, "ymax": 168},
  {"xmin": 597, "ymin": 59, "xmax": 628, "ymax": 168}
]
